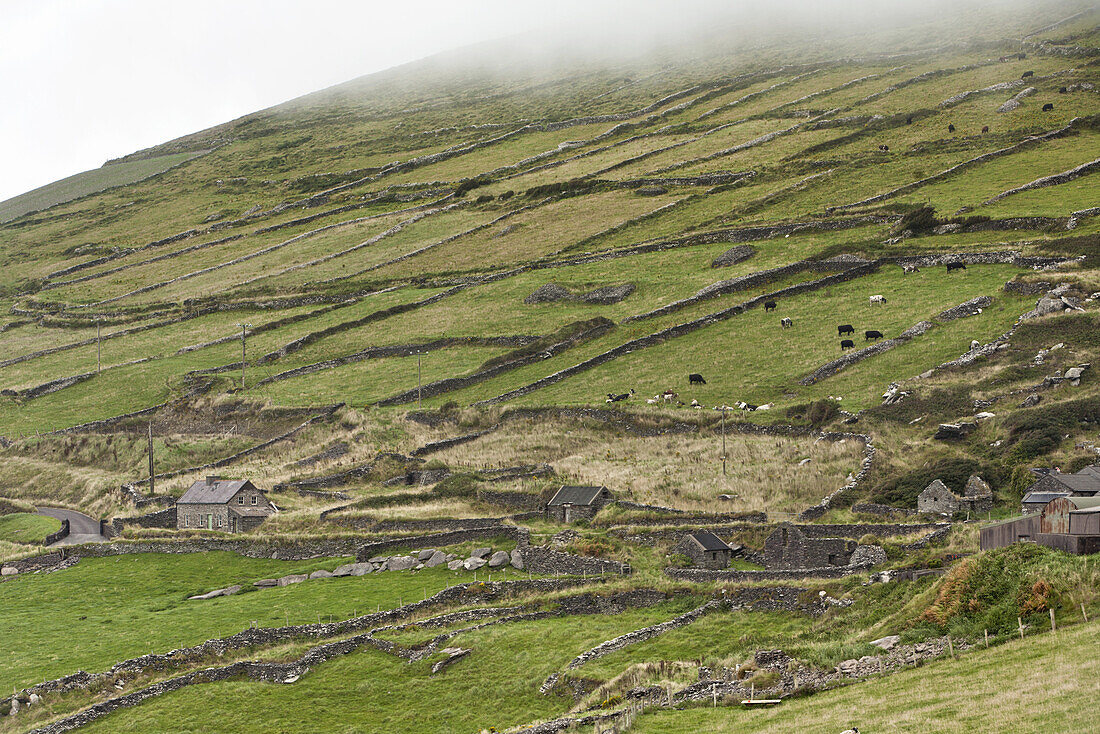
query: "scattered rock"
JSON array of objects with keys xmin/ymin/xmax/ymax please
[
  {"xmin": 349, "ymin": 562, "xmax": 374, "ymax": 576},
  {"xmin": 308, "ymin": 570, "xmax": 332, "ymax": 579},
  {"xmin": 447, "ymin": 560, "xmax": 464, "ymax": 571},
  {"xmin": 386, "ymin": 556, "xmax": 418, "ymax": 572},
  {"xmin": 277, "ymin": 574, "xmax": 307, "ymax": 587},
  {"xmin": 470, "ymin": 547, "xmax": 492, "ymax": 560},
  {"xmin": 581, "ymin": 283, "xmax": 635, "ymax": 304},
  {"xmin": 635, "ymin": 186, "xmax": 667, "ymax": 196},
  {"xmin": 974, "ymin": 411, "xmax": 996, "ymax": 420},
  {"xmin": 934, "ymin": 422, "xmax": 975, "ymax": 440},
  {"xmin": 510, "ymin": 548, "xmax": 525, "ymax": 570},
  {"xmin": 254, "ymin": 578, "xmax": 278, "ymax": 587},
  {"xmin": 417, "ymin": 549, "xmax": 437, "ymax": 562},
  {"xmin": 711, "ymin": 244, "xmax": 756, "ymax": 268},
  {"xmin": 424, "ymin": 550, "xmax": 448, "ymax": 568},
  {"xmin": 869, "ymin": 635, "xmax": 900, "ymax": 651},
  {"xmin": 524, "ymin": 283, "xmax": 573, "ymax": 304},
  {"xmin": 1021, "ymin": 393, "xmax": 1041, "ymax": 407},
  {"xmin": 488, "ymin": 551, "xmax": 510, "ymax": 568},
  {"xmin": 463, "ymin": 557, "xmax": 487, "ymax": 571},
  {"xmin": 0, "ymin": 567, "xmax": 17, "ymax": 576},
  {"xmin": 331, "ymin": 564, "xmax": 356, "ymax": 577}
]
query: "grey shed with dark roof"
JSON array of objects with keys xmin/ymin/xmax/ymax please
[
  {"xmin": 545, "ymin": 485, "xmax": 612, "ymax": 523},
  {"xmin": 675, "ymin": 530, "xmax": 735, "ymax": 569}
]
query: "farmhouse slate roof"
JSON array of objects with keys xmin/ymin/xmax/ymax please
[
  {"xmin": 547, "ymin": 485, "xmax": 607, "ymax": 507},
  {"xmin": 686, "ymin": 530, "xmax": 731, "ymax": 552},
  {"xmin": 1049, "ymin": 474, "xmax": 1100, "ymax": 495},
  {"xmin": 179, "ymin": 478, "xmax": 252, "ymax": 505},
  {"xmin": 1022, "ymin": 491, "xmax": 1072, "ymax": 505}
]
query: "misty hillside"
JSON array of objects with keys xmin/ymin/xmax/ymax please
[{"xmin": 0, "ymin": 1, "xmax": 1099, "ymax": 731}]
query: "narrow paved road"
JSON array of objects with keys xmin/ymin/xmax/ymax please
[{"xmin": 36, "ymin": 507, "xmax": 108, "ymax": 546}]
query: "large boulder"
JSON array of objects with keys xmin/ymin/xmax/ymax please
[
  {"xmin": 349, "ymin": 562, "xmax": 374, "ymax": 576},
  {"xmin": 524, "ymin": 283, "xmax": 573, "ymax": 304},
  {"xmin": 447, "ymin": 559, "xmax": 465, "ymax": 571},
  {"xmin": 277, "ymin": 574, "xmax": 307, "ymax": 587},
  {"xmin": 424, "ymin": 550, "xmax": 447, "ymax": 568},
  {"xmin": 510, "ymin": 548, "xmax": 525, "ymax": 570},
  {"xmin": 331, "ymin": 563, "xmax": 356, "ymax": 577},
  {"xmin": 488, "ymin": 551, "xmax": 511, "ymax": 568},
  {"xmin": 308, "ymin": 570, "xmax": 332, "ymax": 579},
  {"xmin": 0, "ymin": 566, "xmax": 17, "ymax": 577},
  {"xmin": 254, "ymin": 578, "xmax": 278, "ymax": 587},
  {"xmin": 470, "ymin": 547, "xmax": 492, "ymax": 559},
  {"xmin": 386, "ymin": 556, "xmax": 418, "ymax": 572},
  {"xmin": 711, "ymin": 244, "xmax": 756, "ymax": 268},
  {"xmin": 463, "ymin": 557, "xmax": 487, "ymax": 571},
  {"xmin": 849, "ymin": 545, "xmax": 887, "ymax": 568},
  {"xmin": 869, "ymin": 635, "xmax": 900, "ymax": 651},
  {"xmin": 188, "ymin": 585, "xmax": 241, "ymax": 600},
  {"xmin": 417, "ymin": 549, "xmax": 437, "ymax": 562}
]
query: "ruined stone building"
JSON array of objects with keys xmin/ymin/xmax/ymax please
[
  {"xmin": 763, "ymin": 522, "xmax": 855, "ymax": 570},
  {"xmin": 544, "ymin": 485, "xmax": 613, "ymax": 523},
  {"xmin": 176, "ymin": 476, "xmax": 275, "ymax": 533},
  {"xmin": 917, "ymin": 476, "xmax": 993, "ymax": 516}
]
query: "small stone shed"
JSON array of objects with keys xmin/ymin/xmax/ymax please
[
  {"xmin": 176, "ymin": 476, "xmax": 275, "ymax": 533},
  {"xmin": 674, "ymin": 530, "xmax": 735, "ymax": 569},
  {"xmin": 763, "ymin": 522, "xmax": 855, "ymax": 570},
  {"xmin": 917, "ymin": 476, "xmax": 992, "ymax": 516},
  {"xmin": 545, "ymin": 485, "xmax": 613, "ymax": 523}
]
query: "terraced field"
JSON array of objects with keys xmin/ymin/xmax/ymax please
[{"xmin": 1, "ymin": 2, "xmax": 1099, "ymax": 732}]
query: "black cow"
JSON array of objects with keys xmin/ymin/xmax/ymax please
[
  {"xmin": 838, "ymin": 324, "xmax": 854, "ymax": 336},
  {"xmin": 606, "ymin": 389, "xmax": 634, "ymax": 403},
  {"xmin": 946, "ymin": 262, "xmax": 967, "ymax": 272},
  {"xmin": 906, "ymin": 116, "xmax": 913, "ymax": 125},
  {"xmin": 865, "ymin": 330, "xmax": 884, "ymax": 341},
  {"xmin": 1059, "ymin": 86, "xmax": 1067, "ymax": 93},
  {"xmin": 948, "ymin": 123, "xmax": 955, "ymax": 132},
  {"xmin": 981, "ymin": 125, "xmax": 989, "ymax": 133},
  {"xmin": 764, "ymin": 300, "xmax": 777, "ymax": 312},
  {"xmin": 1022, "ymin": 70, "xmax": 1034, "ymax": 78},
  {"xmin": 1042, "ymin": 103, "xmax": 1054, "ymax": 112},
  {"xmin": 689, "ymin": 373, "xmax": 706, "ymax": 385},
  {"xmin": 840, "ymin": 339, "xmax": 855, "ymax": 350}
]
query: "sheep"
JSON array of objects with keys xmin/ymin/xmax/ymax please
[
  {"xmin": 781, "ymin": 317, "xmax": 793, "ymax": 328},
  {"xmin": 869, "ymin": 294, "xmax": 886, "ymax": 305},
  {"xmin": 970, "ymin": 339, "xmax": 981, "ymax": 350}
]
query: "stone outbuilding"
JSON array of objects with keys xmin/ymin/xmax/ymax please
[
  {"xmin": 763, "ymin": 522, "xmax": 855, "ymax": 570},
  {"xmin": 545, "ymin": 485, "xmax": 613, "ymax": 523},
  {"xmin": 1023, "ymin": 466, "xmax": 1100, "ymax": 498},
  {"xmin": 176, "ymin": 476, "xmax": 275, "ymax": 533},
  {"xmin": 917, "ymin": 476, "xmax": 992, "ymax": 516},
  {"xmin": 674, "ymin": 530, "xmax": 735, "ymax": 569}
]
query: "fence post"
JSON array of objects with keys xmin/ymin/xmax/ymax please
[{"xmin": 1049, "ymin": 608, "xmax": 1056, "ymax": 632}]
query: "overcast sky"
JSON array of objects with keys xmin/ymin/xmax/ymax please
[{"xmin": 0, "ymin": 0, "xmax": 748, "ymax": 204}]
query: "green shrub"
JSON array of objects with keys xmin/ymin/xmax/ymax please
[
  {"xmin": 1002, "ymin": 396, "xmax": 1100, "ymax": 461},
  {"xmin": 433, "ymin": 473, "xmax": 480, "ymax": 499},
  {"xmin": 870, "ymin": 457, "xmax": 982, "ymax": 507},
  {"xmin": 669, "ymin": 552, "xmax": 693, "ymax": 568}
]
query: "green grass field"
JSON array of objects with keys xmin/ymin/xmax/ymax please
[{"xmin": 0, "ymin": 513, "xmax": 60, "ymax": 545}]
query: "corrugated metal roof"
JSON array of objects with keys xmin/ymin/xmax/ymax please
[
  {"xmin": 1065, "ymin": 496, "xmax": 1100, "ymax": 510},
  {"xmin": 547, "ymin": 485, "xmax": 607, "ymax": 506},
  {"xmin": 178, "ymin": 478, "xmax": 253, "ymax": 505},
  {"xmin": 1022, "ymin": 491, "xmax": 1071, "ymax": 504},
  {"xmin": 687, "ymin": 530, "xmax": 731, "ymax": 552}
]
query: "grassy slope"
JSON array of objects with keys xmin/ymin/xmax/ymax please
[
  {"xmin": 0, "ymin": 513, "xmax": 60, "ymax": 545},
  {"xmin": 632, "ymin": 620, "xmax": 1099, "ymax": 734}
]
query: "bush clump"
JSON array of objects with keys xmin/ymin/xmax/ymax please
[{"xmin": 870, "ymin": 457, "xmax": 983, "ymax": 507}]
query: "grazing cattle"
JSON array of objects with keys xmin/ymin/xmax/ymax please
[
  {"xmin": 1021, "ymin": 70, "xmax": 1034, "ymax": 78},
  {"xmin": 948, "ymin": 123, "xmax": 955, "ymax": 132},
  {"xmin": 691, "ymin": 399, "xmax": 702, "ymax": 409},
  {"xmin": 878, "ymin": 144, "xmax": 889, "ymax": 152},
  {"xmin": 764, "ymin": 300, "xmax": 777, "ymax": 312},
  {"xmin": 840, "ymin": 339, "xmax": 855, "ymax": 350},
  {"xmin": 689, "ymin": 373, "xmax": 706, "ymax": 385},
  {"xmin": 906, "ymin": 116, "xmax": 913, "ymax": 124},
  {"xmin": 1058, "ymin": 86, "xmax": 1067, "ymax": 93},
  {"xmin": 838, "ymin": 324, "xmax": 854, "ymax": 336},
  {"xmin": 736, "ymin": 401, "xmax": 758, "ymax": 412},
  {"xmin": 981, "ymin": 125, "xmax": 989, "ymax": 133},
  {"xmin": 662, "ymin": 389, "xmax": 678, "ymax": 403},
  {"xmin": 946, "ymin": 262, "xmax": 967, "ymax": 272},
  {"xmin": 1042, "ymin": 103, "xmax": 1054, "ymax": 111},
  {"xmin": 781, "ymin": 317, "xmax": 793, "ymax": 328},
  {"xmin": 869, "ymin": 295, "xmax": 886, "ymax": 305},
  {"xmin": 865, "ymin": 330, "xmax": 884, "ymax": 341},
  {"xmin": 902, "ymin": 264, "xmax": 920, "ymax": 274},
  {"xmin": 606, "ymin": 389, "xmax": 634, "ymax": 403}
]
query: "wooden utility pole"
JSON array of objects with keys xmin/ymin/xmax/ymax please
[
  {"xmin": 417, "ymin": 352, "xmax": 422, "ymax": 409},
  {"xmin": 147, "ymin": 421, "xmax": 155, "ymax": 496},
  {"xmin": 237, "ymin": 323, "xmax": 251, "ymax": 389},
  {"xmin": 96, "ymin": 319, "xmax": 102, "ymax": 373},
  {"xmin": 721, "ymin": 407, "xmax": 727, "ymax": 476}
]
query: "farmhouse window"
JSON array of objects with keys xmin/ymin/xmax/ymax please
[
  {"xmin": 238, "ymin": 495, "xmax": 244, "ymax": 505},
  {"xmin": 251, "ymin": 495, "xmax": 257, "ymax": 505}
]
